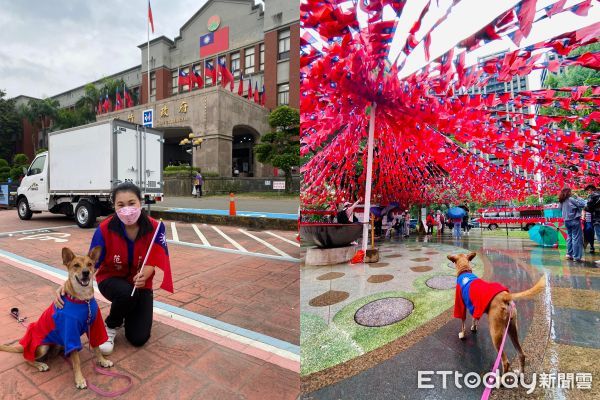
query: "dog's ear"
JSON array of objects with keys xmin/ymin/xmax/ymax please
[
  {"xmin": 447, "ymin": 254, "xmax": 458, "ymax": 263},
  {"xmin": 62, "ymin": 248, "xmax": 76, "ymax": 266},
  {"xmin": 88, "ymin": 246, "xmax": 102, "ymax": 263},
  {"xmin": 467, "ymin": 252, "xmax": 476, "ymax": 261}
]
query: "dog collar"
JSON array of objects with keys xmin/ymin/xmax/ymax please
[{"xmin": 63, "ymin": 294, "xmax": 91, "ymax": 304}]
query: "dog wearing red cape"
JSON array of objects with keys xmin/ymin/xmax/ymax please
[{"xmin": 448, "ymin": 252, "xmax": 545, "ymax": 374}]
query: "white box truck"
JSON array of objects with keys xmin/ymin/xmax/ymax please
[{"xmin": 17, "ymin": 119, "xmax": 164, "ymax": 228}]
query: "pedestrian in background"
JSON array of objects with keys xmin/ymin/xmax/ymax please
[
  {"xmin": 194, "ymin": 172, "xmax": 203, "ymax": 198},
  {"xmin": 559, "ymin": 187, "xmax": 586, "ymax": 262},
  {"xmin": 584, "ymin": 185, "xmax": 600, "ymax": 261}
]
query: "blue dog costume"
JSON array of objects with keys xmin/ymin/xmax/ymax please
[{"xmin": 19, "ymin": 295, "xmax": 107, "ymax": 361}]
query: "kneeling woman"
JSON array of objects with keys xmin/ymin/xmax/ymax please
[{"xmin": 55, "ymin": 182, "xmax": 173, "ymax": 354}]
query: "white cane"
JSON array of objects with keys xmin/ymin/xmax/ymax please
[{"xmin": 131, "ymin": 219, "xmax": 163, "ymax": 296}]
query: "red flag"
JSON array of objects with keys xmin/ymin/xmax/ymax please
[
  {"xmin": 115, "ymin": 90, "xmax": 122, "ymax": 111},
  {"xmin": 261, "ymin": 84, "xmax": 266, "ymax": 106},
  {"xmin": 205, "ymin": 60, "xmax": 217, "ymax": 84},
  {"xmin": 148, "ymin": 1, "xmax": 154, "ymax": 33},
  {"xmin": 237, "ymin": 77, "xmax": 244, "ymax": 96},
  {"xmin": 253, "ymin": 82, "xmax": 259, "ymax": 103},
  {"xmin": 248, "ymin": 79, "xmax": 253, "ymax": 99},
  {"xmin": 192, "ymin": 68, "xmax": 204, "ymax": 89},
  {"xmin": 146, "ymin": 221, "xmax": 173, "ymax": 293},
  {"xmin": 124, "ymin": 89, "xmax": 133, "ymax": 108},
  {"xmin": 517, "ymin": 0, "xmax": 537, "ymax": 38},
  {"xmin": 199, "ymin": 27, "xmax": 230, "ymax": 57},
  {"xmin": 177, "ymin": 69, "xmax": 191, "ymax": 87},
  {"xmin": 218, "ymin": 59, "xmax": 234, "ymax": 89},
  {"xmin": 97, "ymin": 98, "xmax": 103, "ymax": 115}
]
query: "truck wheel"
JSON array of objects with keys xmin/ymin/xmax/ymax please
[
  {"xmin": 17, "ymin": 198, "xmax": 33, "ymax": 220},
  {"xmin": 488, "ymin": 223, "xmax": 498, "ymax": 230},
  {"xmin": 75, "ymin": 201, "xmax": 96, "ymax": 228}
]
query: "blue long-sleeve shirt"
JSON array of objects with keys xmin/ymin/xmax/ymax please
[{"xmin": 561, "ymin": 196, "xmax": 587, "ymax": 222}]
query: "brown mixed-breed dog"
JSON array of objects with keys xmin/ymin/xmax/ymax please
[
  {"xmin": 448, "ymin": 252, "xmax": 545, "ymax": 375},
  {"xmin": 0, "ymin": 247, "xmax": 113, "ymax": 389}
]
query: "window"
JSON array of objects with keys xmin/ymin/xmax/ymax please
[
  {"xmin": 277, "ymin": 83, "xmax": 289, "ymax": 106},
  {"xmin": 278, "ymin": 29, "xmax": 290, "ymax": 60},
  {"xmin": 28, "ymin": 155, "xmax": 46, "ymax": 176},
  {"xmin": 259, "ymin": 43, "xmax": 265, "ymax": 71},
  {"xmin": 244, "ymin": 47, "xmax": 255, "ymax": 75},
  {"xmin": 230, "ymin": 52, "xmax": 240, "ymax": 79},
  {"xmin": 171, "ymin": 70, "xmax": 179, "ymax": 95},
  {"xmin": 150, "ymin": 72, "xmax": 156, "ymax": 102}
]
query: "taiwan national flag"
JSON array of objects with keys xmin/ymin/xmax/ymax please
[
  {"xmin": 192, "ymin": 68, "xmax": 204, "ymax": 88},
  {"xmin": 218, "ymin": 58, "xmax": 234, "ymax": 90},
  {"xmin": 253, "ymin": 82, "xmax": 259, "ymax": 103},
  {"xmin": 146, "ymin": 221, "xmax": 173, "ymax": 293},
  {"xmin": 178, "ymin": 69, "xmax": 190, "ymax": 87},
  {"xmin": 199, "ymin": 27, "xmax": 229, "ymax": 57},
  {"xmin": 260, "ymin": 84, "xmax": 266, "ymax": 106},
  {"xmin": 115, "ymin": 90, "xmax": 122, "ymax": 111},
  {"xmin": 205, "ymin": 60, "xmax": 217, "ymax": 84}
]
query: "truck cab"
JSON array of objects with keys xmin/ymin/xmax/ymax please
[{"xmin": 17, "ymin": 152, "xmax": 49, "ymax": 217}]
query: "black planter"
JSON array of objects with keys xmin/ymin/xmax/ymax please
[{"xmin": 300, "ymin": 223, "xmax": 363, "ymax": 248}]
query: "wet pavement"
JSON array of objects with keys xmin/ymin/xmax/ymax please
[{"xmin": 302, "ymin": 233, "xmax": 600, "ymax": 399}]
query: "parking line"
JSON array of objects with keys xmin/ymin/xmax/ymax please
[
  {"xmin": 168, "ymin": 240, "xmax": 299, "ymax": 262},
  {"xmin": 0, "ymin": 249, "xmax": 300, "ymax": 370},
  {"xmin": 0, "ymin": 225, "xmax": 78, "ymax": 237},
  {"xmin": 192, "ymin": 224, "xmax": 210, "ymax": 246},
  {"xmin": 211, "ymin": 226, "xmax": 247, "ymax": 252},
  {"xmin": 264, "ymin": 231, "xmax": 300, "ymax": 247},
  {"xmin": 239, "ymin": 229, "xmax": 292, "ymax": 258},
  {"xmin": 170, "ymin": 222, "xmax": 179, "ymax": 242}
]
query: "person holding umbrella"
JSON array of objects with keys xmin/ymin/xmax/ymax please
[{"xmin": 448, "ymin": 206, "xmax": 466, "ymax": 238}]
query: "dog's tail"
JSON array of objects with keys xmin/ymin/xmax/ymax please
[
  {"xmin": 0, "ymin": 343, "xmax": 23, "ymax": 353},
  {"xmin": 509, "ymin": 276, "xmax": 546, "ymax": 301}
]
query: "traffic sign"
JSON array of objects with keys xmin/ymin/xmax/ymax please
[{"xmin": 143, "ymin": 109, "xmax": 153, "ymax": 127}]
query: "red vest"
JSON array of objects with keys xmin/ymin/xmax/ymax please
[{"xmin": 95, "ymin": 216, "xmax": 158, "ymax": 290}]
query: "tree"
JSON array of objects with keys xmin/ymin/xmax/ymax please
[
  {"xmin": 0, "ymin": 90, "xmax": 22, "ymax": 162},
  {"xmin": 541, "ymin": 43, "xmax": 600, "ymax": 133},
  {"xmin": 18, "ymin": 97, "xmax": 59, "ymax": 153},
  {"xmin": 255, "ymin": 106, "xmax": 300, "ymax": 193}
]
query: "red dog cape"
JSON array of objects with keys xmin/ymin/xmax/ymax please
[
  {"xmin": 19, "ymin": 296, "xmax": 107, "ymax": 361},
  {"xmin": 454, "ymin": 272, "xmax": 508, "ymax": 320}
]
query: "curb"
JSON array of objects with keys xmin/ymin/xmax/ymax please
[{"xmin": 149, "ymin": 210, "xmax": 297, "ymax": 231}]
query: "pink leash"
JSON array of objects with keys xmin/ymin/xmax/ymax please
[
  {"xmin": 10, "ymin": 307, "xmax": 133, "ymax": 397},
  {"xmin": 481, "ymin": 302, "xmax": 514, "ymax": 400}
]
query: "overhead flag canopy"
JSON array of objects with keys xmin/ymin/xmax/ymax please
[{"xmin": 300, "ymin": 0, "xmax": 600, "ymax": 207}]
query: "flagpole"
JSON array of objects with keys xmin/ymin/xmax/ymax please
[
  {"xmin": 147, "ymin": 2, "xmax": 151, "ymax": 105},
  {"xmin": 131, "ymin": 219, "xmax": 163, "ymax": 296},
  {"xmin": 362, "ymin": 102, "xmax": 376, "ymax": 252}
]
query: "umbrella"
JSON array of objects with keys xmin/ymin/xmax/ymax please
[
  {"xmin": 447, "ymin": 207, "xmax": 466, "ymax": 219},
  {"xmin": 528, "ymin": 224, "xmax": 558, "ymax": 247},
  {"xmin": 370, "ymin": 206, "xmax": 383, "ymax": 217},
  {"xmin": 381, "ymin": 202, "xmax": 400, "ymax": 216}
]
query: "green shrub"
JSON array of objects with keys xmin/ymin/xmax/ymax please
[
  {"xmin": 13, "ymin": 153, "xmax": 29, "ymax": 166},
  {"xmin": 36, "ymin": 148, "xmax": 47, "ymax": 155},
  {"xmin": 9, "ymin": 166, "xmax": 23, "ymax": 181},
  {"xmin": 0, "ymin": 159, "xmax": 8, "ymax": 168}
]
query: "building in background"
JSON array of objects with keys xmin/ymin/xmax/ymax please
[{"xmin": 12, "ymin": 0, "xmax": 299, "ymax": 178}]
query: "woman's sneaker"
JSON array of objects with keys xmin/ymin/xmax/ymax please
[{"xmin": 99, "ymin": 325, "xmax": 120, "ymax": 355}]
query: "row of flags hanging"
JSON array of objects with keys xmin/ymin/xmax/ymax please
[
  {"xmin": 177, "ymin": 60, "xmax": 266, "ymax": 106},
  {"xmin": 96, "ymin": 0, "xmax": 264, "ymax": 115},
  {"xmin": 96, "ymin": 85, "xmax": 134, "ymax": 115},
  {"xmin": 300, "ymin": 0, "xmax": 600, "ymax": 206}
]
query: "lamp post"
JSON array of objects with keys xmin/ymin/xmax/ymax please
[{"xmin": 179, "ymin": 133, "xmax": 203, "ymax": 197}]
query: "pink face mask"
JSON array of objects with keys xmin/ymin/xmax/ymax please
[{"xmin": 116, "ymin": 206, "xmax": 141, "ymax": 226}]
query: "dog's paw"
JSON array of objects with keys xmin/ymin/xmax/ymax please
[
  {"xmin": 98, "ymin": 358, "xmax": 113, "ymax": 368},
  {"xmin": 75, "ymin": 377, "xmax": 87, "ymax": 390},
  {"xmin": 458, "ymin": 332, "xmax": 465, "ymax": 339},
  {"xmin": 36, "ymin": 362, "xmax": 49, "ymax": 372}
]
